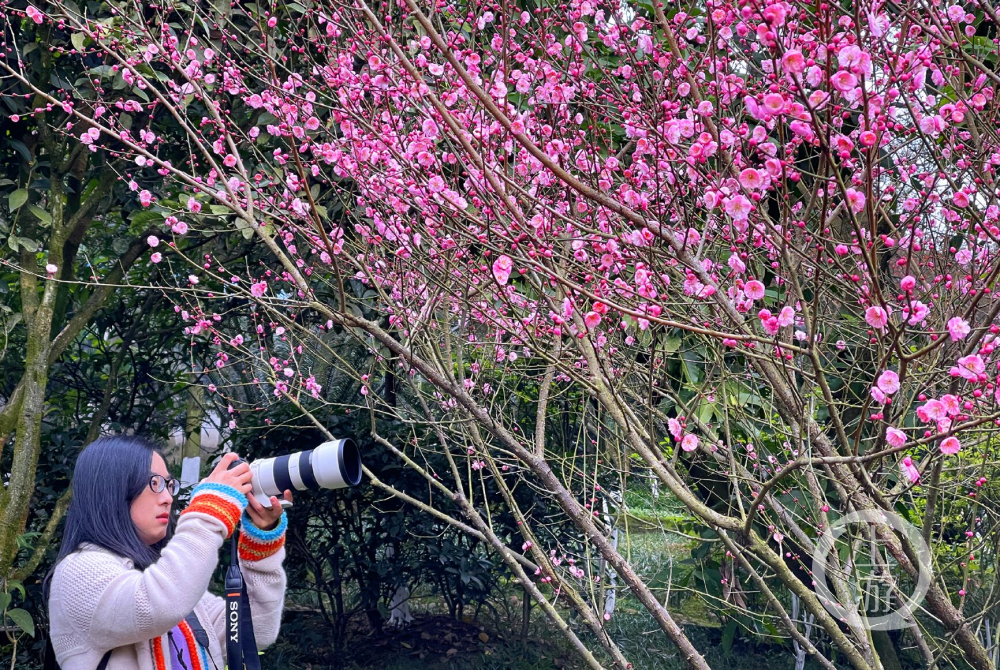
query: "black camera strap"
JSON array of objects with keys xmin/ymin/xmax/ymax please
[{"xmin": 224, "ymin": 536, "xmax": 261, "ymax": 670}]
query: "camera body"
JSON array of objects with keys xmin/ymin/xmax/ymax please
[{"xmin": 228, "ymin": 438, "xmax": 362, "ymax": 508}]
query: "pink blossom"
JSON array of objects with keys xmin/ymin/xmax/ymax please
[
  {"xmin": 905, "ymin": 301, "xmax": 929, "ymax": 325},
  {"xmin": 871, "ymin": 387, "xmax": 886, "ymax": 404},
  {"xmin": 838, "ymin": 46, "xmax": 872, "ymax": 75},
  {"xmin": 45, "ymin": 263, "xmax": 58, "ymax": 275},
  {"xmin": 919, "ymin": 115, "xmax": 946, "ymax": 136},
  {"xmin": 492, "ymin": 255, "xmax": 513, "ymax": 285},
  {"xmin": 739, "ymin": 168, "xmax": 764, "ymax": 190},
  {"xmin": 899, "ymin": 456, "xmax": 920, "ymax": 483},
  {"xmin": 900, "ymin": 275, "xmax": 916, "ymax": 292},
  {"xmin": 832, "ymin": 134, "xmax": 855, "ymax": 154},
  {"xmin": 150, "ymin": 252, "xmax": 162, "ymax": 264},
  {"xmin": 147, "ymin": 235, "xmax": 160, "ymax": 248},
  {"xmin": 953, "ymin": 191, "xmax": 970, "ymax": 208},
  {"xmin": 427, "ymin": 175, "xmax": 446, "ymax": 193},
  {"xmin": 939, "ymin": 436, "xmax": 962, "ymax": 455},
  {"xmin": 830, "ymin": 71, "xmax": 858, "ymax": 92},
  {"xmin": 865, "ymin": 306, "xmax": 889, "ymax": 330},
  {"xmin": 744, "ymin": 280, "xmax": 765, "ymax": 300},
  {"xmin": 947, "ymin": 316, "xmax": 970, "ymax": 341},
  {"xmin": 728, "ymin": 254, "xmax": 746, "ymax": 274},
  {"xmin": 724, "ymin": 195, "xmax": 753, "ymax": 220},
  {"xmin": 584, "ymin": 311, "xmax": 602, "ymax": 329},
  {"xmin": 761, "ymin": 316, "xmax": 780, "ymax": 336},
  {"xmin": 940, "ymin": 394, "xmax": 961, "ymax": 416},
  {"xmin": 951, "ymin": 354, "xmax": 985, "ymax": 381},
  {"xmin": 186, "ymin": 196, "xmax": 202, "ymax": 213},
  {"xmin": 781, "ymin": 50, "xmax": 805, "ymax": 73},
  {"xmin": 777, "ymin": 306, "xmax": 795, "ymax": 327},
  {"xmin": 877, "ymin": 370, "xmax": 900, "ymax": 394},
  {"xmin": 25, "ymin": 5, "xmax": 44, "ymax": 23},
  {"xmin": 762, "ymin": 1, "xmax": 786, "ymax": 24},
  {"xmin": 762, "ymin": 93, "xmax": 785, "ymax": 114},
  {"xmin": 681, "ymin": 434, "xmax": 700, "ymax": 452},
  {"xmin": 845, "ymin": 188, "xmax": 866, "ymax": 213},
  {"xmin": 886, "ymin": 427, "xmax": 907, "ymax": 448},
  {"xmin": 139, "ymin": 190, "xmax": 153, "ymax": 207},
  {"xmin": 250, "ymin": 281, "xmax": 268, "ymax": 297},
  {"xmin": 668, "ymin": 418, "xmax": 683, "ymax": 440},
  {"xmin": 917, "ymin": 399, "xmax": 946, "ymax": 422}
]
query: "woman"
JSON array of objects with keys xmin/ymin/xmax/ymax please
[{"xmin": 47, "ymin": 435, "xmax": 292, "ymax": 670}]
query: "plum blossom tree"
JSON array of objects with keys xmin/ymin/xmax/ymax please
[{"xmin": 7, "ymin": 0, "xmax": 1000, "ymax": 668}]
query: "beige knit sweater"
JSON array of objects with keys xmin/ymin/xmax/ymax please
[{"xmin": 49, "ymin": 484, "xmax": 287, "ymax": 670}]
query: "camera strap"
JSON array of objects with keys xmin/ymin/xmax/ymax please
[{"xmin": 224, "ymin": 537, "xmax": 261, "ymax": 670}]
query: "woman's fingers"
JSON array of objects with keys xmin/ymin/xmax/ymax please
[
  {"xmin": 247, "ymin": 492, "xmax": 264, "ymax": 512},
  {"xmin": 211, "ymin": 452, "xmax": 240, "ymax": 476}
]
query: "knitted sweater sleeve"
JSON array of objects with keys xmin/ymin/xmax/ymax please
[
  {"xmin": 50, "ymin": 483, "xmax": 248, "ymax": 652},
  {"xmin": 202, "ymin": 511, "xmax": 288, "ymax": 652}
]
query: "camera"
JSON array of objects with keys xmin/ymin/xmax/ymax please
[{"xmin": 228, "ymin": 438, "xmax": 362, "ymax": 508}]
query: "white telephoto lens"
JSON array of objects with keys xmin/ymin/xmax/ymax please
[
  {"xmin": 311, "ymin": 439, "xmax": 362, "ymax": 489},
  {"xmin": 248, "ymin": 438, "xmax": 362, "ymax": 508}
]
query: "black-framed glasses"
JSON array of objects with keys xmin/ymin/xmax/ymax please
[{"xmin": 149, "ymin": 474, "xmax": 180, "ymax": 496}]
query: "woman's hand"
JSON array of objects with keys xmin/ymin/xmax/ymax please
[
  {"xmin": 204, "ymin": 452, "xmax": 253, "ymax": 497},
  {"xmin": 246, "ymin": 489, "xmax": 292, "ymax": 530}
]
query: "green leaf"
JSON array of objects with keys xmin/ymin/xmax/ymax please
[
  {"xmin": 88, "ymin": 65, "xmax": 115, "ymax": 79},
  {"xmin": 71, "ymin": 32, "xmax": 87, "ymax": 51},
  {"xmin": 8, "ymin": 580, "xmax": 25, "ymax": 600},
  {"xmin": 721, "ymin": 620, "xmax": 737, "ymax": 653},
  {"xmin": 10, "ymin": 237, "xmax": 39, "ymax": 252},
  {"xmin": 7, "ymin": 189, "xmax": 27, "ymax": 211},
  {"xmin": 6, "ymin": 608, "xmax": 34, "ymax": 636},
  {"xmin": 235, "ymin": 218, "xmax": 253, "ymax": 240},
  {"xmin": 698, "ymin": 402, "xmax": 713, "ymax": 425},
  {"xmin": 129, "ymin": 210, "xmax": 164, "ymax": 229},
  {"xmin": 9, "ymin": 141, "xmax": 31, "ymax": 163},
  {"xmin": 209, "ymin": 205, "xmax": 231, "ymax": 215},
  {"xmin": 0, "ymin": 593, "xmax": 10, "ymax": 611},
  {"xmin": 28, "ymin": 204, "xmax": 52, "ymax": 226},
  {"xmin": 681, "ymin": 350, "xmax": 703, "ymax": 384}
]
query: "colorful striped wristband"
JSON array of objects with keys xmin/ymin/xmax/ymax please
[
  {"xmin": 238, "ymin": 512, "xmax": 287, "ymax": 561},
  {"xmin": 181, "ymin": 483, "xmax": 248, "ymax": 538}
]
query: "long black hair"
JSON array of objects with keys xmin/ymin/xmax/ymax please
[{"xmin": 45, "ymin": 436, "xmax": 175, "ymax": 599}]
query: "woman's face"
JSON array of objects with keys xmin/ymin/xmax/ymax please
[{"xmin": 130, "ymin": 452, "xmax": 173, "ymax": 545}]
